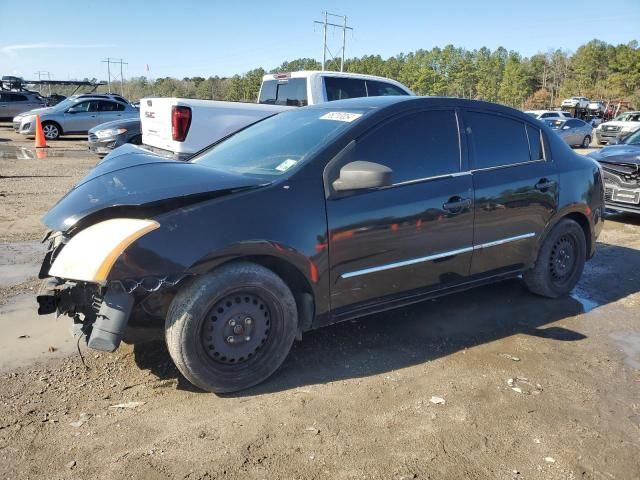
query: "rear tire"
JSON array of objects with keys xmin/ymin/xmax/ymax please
[
  {"xmin": 165, "ymin": 262, "xmax": 298, "ymax": 393},
  {"xmin": 524, "ymin": 219, "xmax": 586, "ymax": 298}
]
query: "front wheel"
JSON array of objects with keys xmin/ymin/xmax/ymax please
[
  {"xmin": 42, "ymin": 122, "xmax": 60, "ymax": 140},
  {"xmin": 524, "ymin": 218, "xmax": 586, "ymax": 298},
  {"xmin": 165, "ymin": 262, "xmax": 298, "ymax": 393}
]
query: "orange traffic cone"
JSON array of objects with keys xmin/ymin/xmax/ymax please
[{"xmin": 35, "ymin": 114, "xmax": 48, "ymax": 148}]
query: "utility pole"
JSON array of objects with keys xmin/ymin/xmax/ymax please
[
  {"xmin": 314, "ymin": 11, "xmax": 353, "ymax": 71},
  {"xmin": 101, "ymin": 58, "xmax": 128, "ymax": 95},
  {"xmin": 34, "ymin": 71, "xmax": 51, "ymax": 96}
]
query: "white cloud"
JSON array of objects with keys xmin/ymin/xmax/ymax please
[{"xmin": 1, "ymin": 43, "xmax": 114, "ymax": 57}]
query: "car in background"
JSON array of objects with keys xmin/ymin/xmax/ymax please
[
  {"xmin": 595, "ymin": 111, "xmax": 640, "ymax": 144},
  {"xmin": 88, "ymin": 117, "xmax": 141, "ymax": 157},
  {"xmin": 0, "ymin": 91, "xmax": 45, "ymax": 119},
  {"xmin": 36, "ymin": 96, "xmax": 604, "ymax": 393},
  {"xmin": 525, "ymin": 110, "xmax": 572, "ymax": 120},
  {"xmin": 13, "ymin": 97, "xmax": 139, "ymax": 140},
  {"xmin": 587, "ymin": 100, "xmax": 605, "ymax": 114},
  {"xmin": 587, "ymin": 129, "xmax": 640, "ymax": 215},
  {"xmin": 543, "ymin": 118, "xmax": 593, "ymax": 147},
  {"xmin": 71, "ymin": 93, "xmax": 132, "ymax": 105},
  {"xmin": 561, "ymin": 96, "xmax": 590, "ymax": 109}
]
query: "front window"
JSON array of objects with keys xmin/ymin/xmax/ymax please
[
  {"xmin": 613, "ymin": 113, "xmax": 640, "ymax": 122},
  {"xmin": 191, "ymin": 108, "xmax": 368, "ymax": 177},
  {"xmin": 544, "ymin": 119, "xmax": 565, "ymax": 130}
]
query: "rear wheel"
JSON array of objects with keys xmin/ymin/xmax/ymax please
[
  {"xmin": 42, "ymin": 121, "xmax": 60, "ymax": 140},
  {"xmin": 524, "ymin": 218, "xmax": 586, "ymax": 298},
  {"xmin": 581, "ymin": 135, "xmax": 591, "ymax": 148},
  {"xmin": 165, "ymin": 262, "xmax": 298, "ymax": 393}
]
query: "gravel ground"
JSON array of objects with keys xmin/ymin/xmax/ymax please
[{"xmin": 0, "ymin": 124, "xmax": 639, "ymax": 480}]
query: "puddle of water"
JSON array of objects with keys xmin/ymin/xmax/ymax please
[
  {"xmin": 0, "ymin": 241, "xmax": 46, "ymax": 288},
  {"xmin": 609, "ymin": 331, "xmax": 640, "ymax": 370},
  {"xmin": 0, "ymin": 294, "xmax": 75, "ymax": 372},
  {"xmin": 0, "ymin": 144, "xmax": 88, "ymax": 160}
]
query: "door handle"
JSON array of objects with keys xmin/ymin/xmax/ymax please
[
  {"xmin": 534, "ymin": 178, "xmax": 556, "ymax": 191},
  {"xmin": 443, "ymin": 197, "xmax": 471, "ymax": 212}
]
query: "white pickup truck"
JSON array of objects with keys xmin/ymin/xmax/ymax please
[{"xmin": 140, "ymin": 71, "xmax": 414, "ymax": 159}]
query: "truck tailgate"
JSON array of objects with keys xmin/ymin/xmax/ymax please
[{"xmin": 140, "ymin": 98, "xmax": 291, "ymax": 158}]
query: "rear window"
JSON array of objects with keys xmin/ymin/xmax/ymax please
[
  {"xmin": 465, "ymin": 111, "xmax": 532, "ymax": 169},
  {"xmin": 258, "ymin": 78, "xmax": 308, "ymax": 106},
  {"xmin": 324, "ymin": 77, "xmax": 367, "ymax": 101}
]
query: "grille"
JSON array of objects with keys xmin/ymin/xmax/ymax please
[
  {"xmin": 604, "ymin": 187, "xmax": 613, "ymax": 201},
  {"xmin": 602, "ymin": 125, "xmax": 621, "ymax": 133},
  {"xmin": 88, "ymin": 133, "xmax": 98, "ymax": 142}
]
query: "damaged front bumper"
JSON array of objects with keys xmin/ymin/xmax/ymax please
[{"xmin": 36, "ymin": 231, "xmax": 187, "ymax": 352}]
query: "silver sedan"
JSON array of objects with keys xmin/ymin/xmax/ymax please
[
  {"xmin": 543, "ymin": 118, "xmax": 593, "ymax": 148},
  {"xmin": 13, "ymin": 97, "xmax": 138, "ymax": 140}
]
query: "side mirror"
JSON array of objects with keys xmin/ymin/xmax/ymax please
[
  {"xmin": 66, "ymin": 109, "xmax": 77, "ymax": 114},
  {"xmin": 332, "ymin": 161, "xmax": 392, "ymax": 192}
]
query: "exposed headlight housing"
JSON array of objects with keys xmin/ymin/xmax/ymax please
[
  {"xmin": 95, "ymin": 127, "xmax": 127, "ymax": 138},
  {"xmin": 49, "ymin": 218, "xmax": 160, "ymax": 284}
]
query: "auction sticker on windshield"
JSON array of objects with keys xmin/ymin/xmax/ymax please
[
  {"xmin": 320, "ymin": 112, "xmax": 362, "ymax": 122},
  {"xmin": 275, "ymin": 159, "xmax": 298, "ymax": 172}
]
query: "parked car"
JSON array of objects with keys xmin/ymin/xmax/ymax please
[
  {"xmin": 13, "ymin": 97, "xmax": 138, "ymax": 140},
  {"xmin": 561, "ymin": 96, "xmax": 590, "ymax": 109},
  {"xmin": 595, "ymin": 111, "xmax": 640, "ymax": 144},
  {"xmin": 587, "ymin": 100, "xmax": 605, "ymax": 114},
  {"xmin": 587, "ymin": 129, "xmax": 640, "ymax": 214},
  {"xmin": 140, "ymin": 71, "xmax": 414, "ymax": 159},
  {"xmin": 36, "ymin": 96, "xmax": 604, "ymax": 393},
  {"xmin": 0, "ymin": 91, "xmax": 45, "ymax": 119},
  {"xmin": 525, "ymin": 110, "xmax": 572, "ymax": 120},
  {"xmin": 88, "ymin": 117, "xmax": 141, "ymax": 157},
  {"xmin": 543, "ymin": 118, "xmax": 593, "ymax": 147},
  {"xmin": 71, "ymin": 92, "xmax": 132, "ymax": 105}
]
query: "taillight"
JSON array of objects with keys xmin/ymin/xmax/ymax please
[{"xmin": 171, "ymin": 106, "xmax": 191, "ymax": 142}]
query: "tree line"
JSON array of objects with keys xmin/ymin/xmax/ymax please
[{"xmin": 50, "ymin": 39, "xmax": 639, "ymax": 109}]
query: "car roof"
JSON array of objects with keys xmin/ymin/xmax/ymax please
[{"xmin": 304, "ymin": 96, "xmax": 539, "ymax": 120}]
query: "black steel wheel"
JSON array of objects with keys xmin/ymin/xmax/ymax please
[
  {"xmin": 165, "ymin": 262, "xmax": 298, "ymax": 393},
  {"xmin": 524, "ymin": 218, "xmax": 586, "ymax": 298}
]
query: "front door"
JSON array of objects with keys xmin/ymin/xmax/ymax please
[
  {"xmin": 462, "ymin": 109, "xmax": 559, "ymax": 274},
  {"xmin": 325, "ymin": 109, "xmax": 475, "ymax": 314},
  {"xmin": 63, "ymin": 100, "xmax": 99, "ymax": 132}
]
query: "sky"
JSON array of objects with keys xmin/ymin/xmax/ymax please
[{"xmin": 1, "ymin": 0, "xmax": 639, "ymax": 82}]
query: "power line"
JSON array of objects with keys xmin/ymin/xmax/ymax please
[
  {"xmin": 34, "ymin": 71, "xmax": 51, "ymax": 96},
  {"xmin": 314, "ymin": 11, "xmax": 353, "ymax": 72},
  {"xmin": 101, "ymin": 58, "xmax": 128, "ymax": 96}
]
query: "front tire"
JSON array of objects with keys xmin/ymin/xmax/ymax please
[
  {"xmin": 41, "ymin": 121, "xmax": 60, "ymax": 140},
  {"xmin": 165, "ymin": 262, "xmax": 298, "ymax": 393},
  {"xmin": 524, "ymin": 219, "xmax": 586, "ymax": 298}
]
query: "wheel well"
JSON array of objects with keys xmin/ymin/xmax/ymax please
[
  {"xmin": 42, "ymin": 120, "xmax": 63, "ymax": 134},
  {"xmin": 563, "ymin": 212, "xmax": 591, "ymax": 257},
  {"xmin": 222, "ymin": 255, "xmax": 315, "ymax": 333}
]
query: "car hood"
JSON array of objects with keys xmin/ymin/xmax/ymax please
[
  {"xmin": 599, "ymin": 121, "xmax": 638, "ymax": 128},
  {"xmin": 587, "ymin": 145, "xmax": 640, "ymax": 165},
  {"xmin": 89, "ymin": 117, "xmax": 141, "ymax": 133},
  {"xmin": 16, "ymin": 107, "xmax": 54, "ymax": 118},
  {"xmin": 42, "ymin": 148, "xmax": 268, "ymax": 232}
]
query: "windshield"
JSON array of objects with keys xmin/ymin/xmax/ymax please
[
  {"xmin": 52, "ymin": 98, "xmax": 76, "ymax": 110},
  {"xmin": 622, "ymin": 129, "xmax": 640, "ymax": 145},
  {"xmin": 525, "ymin": 112, "xmax": 538, "ymax": 117},
  {"xmin": 191, "ymin": 108, "xmax": 367, "ymax": 177},
  {"xmin": 613, "ymin": 113, "xmax": 640, "ymax": 122},
  {"xmin": 544, "ymin": 119, "xmax": 565, "ymax": 130}
]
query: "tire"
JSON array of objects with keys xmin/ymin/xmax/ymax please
[
  {"xmin": 581, "ymin": 135, "xmax": 591, "ymax": 148},
  {"xmin": 41, "ymin": 121, "xmax": 61, "ymax": 140},
  {"xmin": 165, "ymin": 262, "xmax": 298, "ymax": 393},
  {"xmin": 524, "ymin": 218, "xmax": 586, "ymax": 298}
]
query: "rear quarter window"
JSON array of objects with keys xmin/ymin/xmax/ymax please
[{"xmin": 465, "ymin": 111, "xmax": 532, "ymax": 169}]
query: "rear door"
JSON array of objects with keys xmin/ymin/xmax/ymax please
[
  {"xmin": 325, "ymin": 108, "xmax": 474, "ymax": 313},
  {"xmin": 463, "ymin": 109, "xmax": 558, "ymax": 274}
]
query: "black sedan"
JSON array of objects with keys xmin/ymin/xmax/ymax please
[
  {"xmin": 587, "ymin": 129, "xmax": 640, "ymax": 214},
  {"xmin": 88, "ymin": 117, "xmax": 141, "ymax": 157},
  {"xmin": 36, "ymin": 97, "xmax": 604, "ymax": 393}
]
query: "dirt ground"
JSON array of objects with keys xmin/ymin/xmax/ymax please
[{"xmin": 0, "ymin": 123, "xmax": 639, "ymax": 480}]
